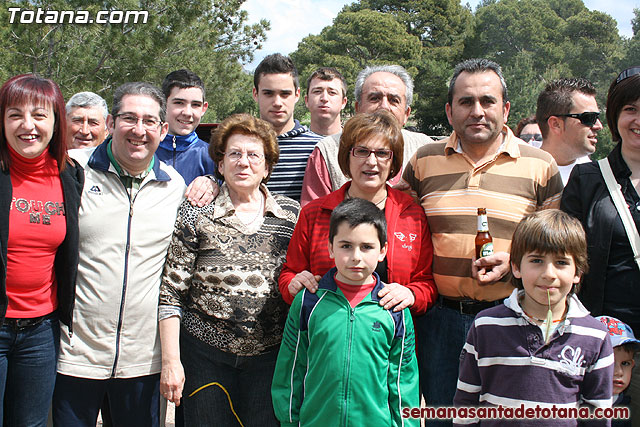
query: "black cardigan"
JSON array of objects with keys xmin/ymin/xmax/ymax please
[
  {"xmin": 561, "ymin": 143, "xmax": 640, "ymax": 321},
  {"xmin": 0, "ymin": 159, "xmax": 84, "ymax": 327}
]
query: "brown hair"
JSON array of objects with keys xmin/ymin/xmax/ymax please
[
  {"xmin": 514, "ymin": 116, "xmax": 537, "ymax": 137},
  {"xmin": 510, "ymin": 209, "xmax": 588, "ymax": 293},
  {"xmin": 606, "ymin": 68, "xmax": 640, "ymax": 143},
  {"xmin": 0, "ymin": 74, "xmax": 68, "ymax": 172},
  {"xmin": 306, "ymin": 67, "xmax": 347, "ymax": 98},
  {"xmin": 337, "ymin": 110, "xmax": 403, "ymax": 180},
  {"xmin": 535, "ymin": 78, "xmax": 596, "ymax": 138},
  {"xmin": 209, "ymin": 113, "xmax": 279, "ymax": 183}
]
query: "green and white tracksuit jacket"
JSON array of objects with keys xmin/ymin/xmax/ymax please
[{"xmin": 272, "ymin": 267, "xmax": 419, "ymax": 426}]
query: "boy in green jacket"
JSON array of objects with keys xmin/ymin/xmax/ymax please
[{"xmin": 272, "ymin": 198, "xmax": 419, "ymax": 426}]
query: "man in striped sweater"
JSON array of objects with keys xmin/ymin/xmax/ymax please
[
  {"xmin": 252, "ymin": 53, "xmax": 322, "ymax": 201},
  {"xmin": 401, "ymin": 58, "xmax": 564, "ymax": 424}
]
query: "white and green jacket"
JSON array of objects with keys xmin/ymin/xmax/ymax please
[
  {"xmin": 272, "ymin": 267, "xmax": 420, "ymax": 427},
  {"xmin": 57, "ymin": 141, "xmax": 185, "ymax": 379}
]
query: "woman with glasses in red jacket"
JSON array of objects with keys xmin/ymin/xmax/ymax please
[{"xmin": 280, "ymin": 110, "xmax": 437, "ymax": 316}]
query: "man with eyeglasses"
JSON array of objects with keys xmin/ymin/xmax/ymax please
[
  {"xmin": 402, "ymin": 59, "xmax": 563, "ymax": 423},
  {"xmin": 52, "ymin": 82, "xmax": 186, "ymax": 426},
  {"xmin": 536, "ymin": 78, "xmax": 603, "ymax": 185}
]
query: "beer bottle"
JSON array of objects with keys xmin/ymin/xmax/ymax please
[{"xmin": 475, "ymin": 208, "xmax": 493, "ymax": 259}]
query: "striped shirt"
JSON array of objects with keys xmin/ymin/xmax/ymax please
[
  {"xmin": 454, "ymin": 289, "xmax": 613, "ymax": 426},
  {"xmin": 267, "ymin": 120, "xmax": 322, "ymax": 202},
  {"xmin": 402, "ymin": 126, "xmax": 563, "ymax": 301}
]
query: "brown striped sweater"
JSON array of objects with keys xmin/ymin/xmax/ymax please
[{"xmin": 402, "ymin": 126, "xmax": 563, "ymax": 302}]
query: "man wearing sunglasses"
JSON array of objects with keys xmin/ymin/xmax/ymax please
[{"xmin": 536, "ymin": 78, "xmax": 603, "ymax": 185}]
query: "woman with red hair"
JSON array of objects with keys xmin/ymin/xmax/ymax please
[{"xmin": 0, "ymin": 74, "xmax": 83, "ymax": 425}]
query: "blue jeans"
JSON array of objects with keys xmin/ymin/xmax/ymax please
[
  {"xmin": 180, "ymin": 329, "xmax": 278, "ymax": 427},
  {"xmin": 0, "ymin": 313, "xmax": 59, "ymax": 427},
  {"xmin": 415, "ymin": 302, "xmax": 476, "ymax": 427},
  {"xmin": 52, "ymin": 373, "xmax": 160, "ymax": 427}
]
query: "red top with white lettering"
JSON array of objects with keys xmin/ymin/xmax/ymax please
[{"xmin": 6, "ymin": 145, "xmax": 65, "ymax": 318}]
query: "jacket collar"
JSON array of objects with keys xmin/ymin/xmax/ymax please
[
  {"xmin": 444, "ymin": 125, "xmax": 521, "ymax": 159},
  {"xmin": 159, "ymin": 131, "xmax": 200, "ymax": 152},
  {"xmin": 212, "ymin": 183, "xmax": 290, "ymax": 220},
  {"xmin": 318, "ymin": 267, "xmax": 385, "ymax": 303},
  {"xmin": 607, "ymin": 142, "xmax": 631, "ymax": 180},
  {"xmin": 87, "ymin": 136, "xmax": 171, "ymax": 182},
  {"xmin": 320, "ymin": 181, "xmax": 413, "ymax": 213},
  {"xmin": 504, "ymin": 288, "xmax": 591, "ymax": 321}
]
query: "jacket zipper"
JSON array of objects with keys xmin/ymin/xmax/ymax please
[
  {"xmin": 172, "ymin": 135, "xmax": 177, "ymax": 166},
  {"xmin": 111, "ymin": 175, "xmax": 150, "ymax": 377},
  {"xmin": 343, "ymin": 306, "xmax": 355, "ymax": 426}
]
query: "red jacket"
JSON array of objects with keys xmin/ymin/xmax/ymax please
[{"xmin": 279, "ymin": 182, "xmax": 437, "ymax": 315}]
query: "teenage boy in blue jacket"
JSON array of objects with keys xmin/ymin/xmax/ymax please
[{"xmin": 157, "ymin": 69, "xmax": 215, "ymax": 186}]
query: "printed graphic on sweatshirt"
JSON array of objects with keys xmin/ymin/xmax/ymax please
[
  {"xmin": 10, "ymin": 197, "xmax": 65, "ymax": 225},
  {"xmin": 557, "ymin": 345, "xmax": 585, "ymax": 376},
  {"xmin": 394, "ymin": 231, "xmax": 416, "ymax": 251}
]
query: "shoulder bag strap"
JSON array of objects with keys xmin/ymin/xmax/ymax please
[{"xmin": 598, "ymin": 158, "xmax": 640, "ymax": 271}]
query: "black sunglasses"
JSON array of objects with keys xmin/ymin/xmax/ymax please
[
  {"xmin": 519, "ymin": 133, "xmax": 543, "ymax": 142},
  {"xmin": 552, "ymin": 112, "xmax": 600, "ymax": 127}
]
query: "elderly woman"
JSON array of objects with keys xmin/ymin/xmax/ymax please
[
  {"xmin": 279, "ymin": 110, "xmax": 436, "ymax": 315},
  {"xmin": 0, "ymin": 74, "xmax": 83, "ymax": 425},
  {"xmin": 562, "ymin": 67, "xmax": 640, "ymax": 333},
  {"xmin": 158, "ymin": 114, "xmax": 299, "ymax": 426}
]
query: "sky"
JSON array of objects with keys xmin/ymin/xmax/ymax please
[{"xmin": 241, "ymin": 0, "xmax": 639, "ymax": 70}]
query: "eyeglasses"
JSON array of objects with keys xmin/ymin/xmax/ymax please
[
  {"xmin": 616, "ymin": 67, "xmax": 640, "ymax": 84},
  {"xmin": 552, "ymin": 112, "xmax": 600, "ymax": 127},
  {"xmin": 115, "ymin": 114, "xmax": 162, "ymax": 130},
  {"xmin": 351, "ymin": 146, "xmax": 393, "ymax": 160},
  {"xmin": 519, "ymin": 133, "xmax": 543, "ymax": 142},
  {"xmin": 224, "ymin": 151, "xmax": 265, "ymax": 164}
]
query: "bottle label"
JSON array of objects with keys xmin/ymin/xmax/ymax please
[
  {"xmin": 479, "ymin": 242, "xmax": 494, "ymax": 257},
  {"xmin": 477, "ymin": 215, "xmax": 489, "ymax": 232}
]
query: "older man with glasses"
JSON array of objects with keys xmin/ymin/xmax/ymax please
[
  {"xmin": 536, "ymin": 77, "xmax": 603, "ymax": 185},
  {"xmin": 52, "ymin": 82, "xmax": 186, "ymax": 426}
]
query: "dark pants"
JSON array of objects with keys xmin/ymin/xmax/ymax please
[
  {"xmin": 52, "ymin": 373, "xmax": 160, "ymax": 427},
  {"xmin": 415, "ymin": 302, "xmax": 477, "ymax": 427},
  {"xmin": 180, "ymin": 329, "xmax": 278, "ymax": 427},
  {"xmin": 0, "ymin": 314, "xmax": 59, "ymax": 427}
]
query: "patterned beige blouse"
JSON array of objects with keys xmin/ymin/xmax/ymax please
[{"xmin": 159, "ymin": 184, "xmax": 300, "ymax": 356}]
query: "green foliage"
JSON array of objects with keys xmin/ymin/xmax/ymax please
[
  {"xmin": 621, "ymin": 9, "xmax": 640, "ymax": 70},
  {"xmin": 291, "ymin": 8, "xmax": 423, "ymax": 117},
  {"xmin": 0, "ymin": 0, "xmax": 267, "ymax": 121},
  {"xmin": 465, "ymin": 0, "xmax": 623, "ymax": 163},
  {"xmin": 2, "ymin": 0, "xmax": 632, "ymax": 148},
  {"xmin": 293, "ymin": 0, "xmax": 472, "ymax": 133}
]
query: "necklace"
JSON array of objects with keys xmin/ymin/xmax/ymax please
[
  {"xmin": 522, "ymin": 308, "xmax": 564, "ymax": 324},
  {"xmin": 347, "ymin": 189, "xmax": 388, "ymax": 208},
  {"xmin": 519, "ymin": 294, "xmax": 566, "ymax": 324},
  {"xmin": 235, "ymin": 193, "xmax": 264, "ymax": 226}
]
